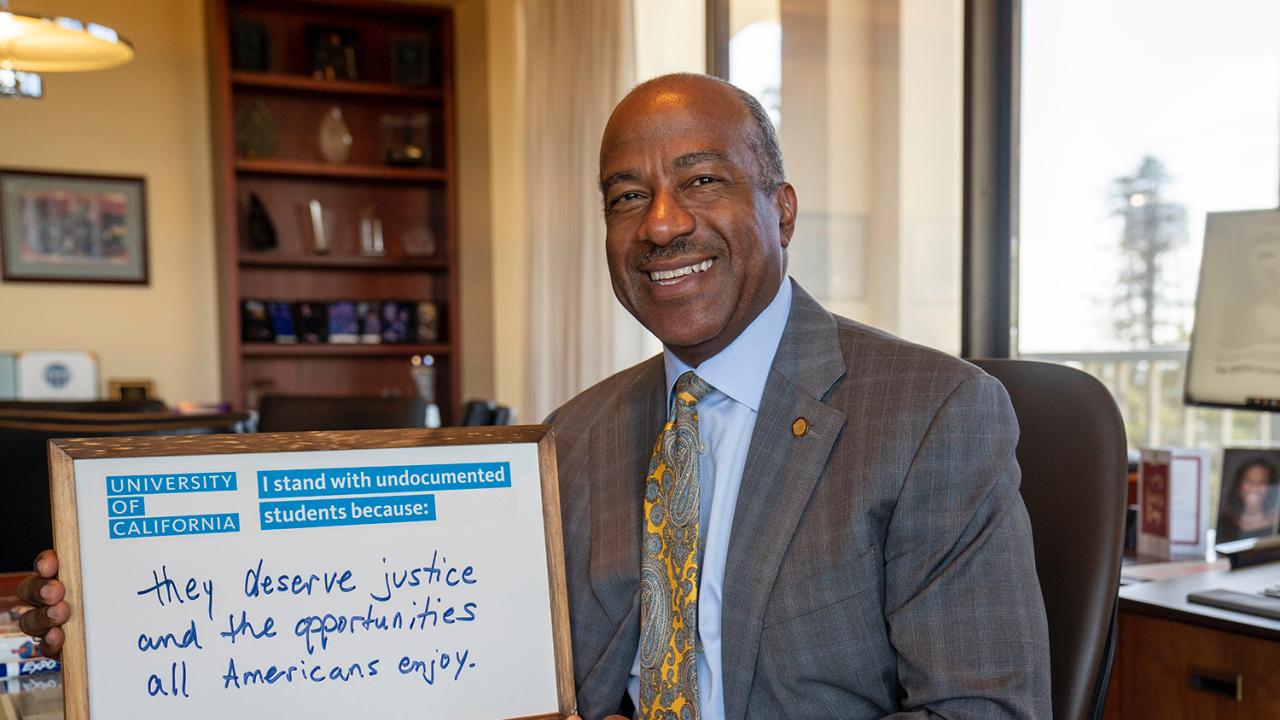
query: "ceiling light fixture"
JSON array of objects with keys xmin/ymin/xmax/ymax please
[
  {"xmin": 0, "ymin": 65, "xmax": 40, "ymax": 98},
  {"xmin": 0, "ymin": 0, "xmax": 133, "ymax": 100}
]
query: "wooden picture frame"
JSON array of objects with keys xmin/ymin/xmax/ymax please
[
  {"xmin": 1214, "ymin": 448, "xmax": 1280, "ymax": 545},
  {"xmin": 49, "ymin": 426, "xmax": 574, "ymax": 719},
  {"xmin": 390, "ymin": 33, "xmax": 432, "ymax": 87},
  {"xmin": 0, "ymin": 168, "xmax": 149, "ymax": 284},
  {"xmin": 107, "ymin": 378, "xmax": 155, "ymax": 402}
]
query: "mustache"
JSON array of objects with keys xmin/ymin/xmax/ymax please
[{"xmin": 634, "ymin": 238, "xmax": 717, "ymax": 268}]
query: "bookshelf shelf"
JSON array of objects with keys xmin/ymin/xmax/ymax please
[
  {"xmin": 238, "ymin": 253, "xmax": 448, "ymax": 271},
  {"xmin": 241, "ymin": 343, "xmax": 450, "ymax": 358},
  {"xmin": 231, "ymin": 71, "xmax": 445, "ymax": 101},
  {"xmin": 235, "ymin": 159, "xmax": 447, "ymax": 182}
]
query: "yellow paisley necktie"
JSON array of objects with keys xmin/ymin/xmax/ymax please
[{"xmin": 640, "ymin": 370, "xmax": 712, "ymax": 720}]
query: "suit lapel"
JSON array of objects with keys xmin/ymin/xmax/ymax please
[
  {"xmin": 589, "ymin": 357, "xmax": 666, "ymax": 625},
  {"xmin": 721, "ymin": 284, "xmax": 848, "ymax": 720}
]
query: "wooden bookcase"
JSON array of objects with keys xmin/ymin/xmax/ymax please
[{"xmin": 206, "ymin": 0, "xmax": 459, "ymax": 423}]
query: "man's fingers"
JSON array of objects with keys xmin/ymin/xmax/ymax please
[
  {"xmin": 39, "ymin": 626, "xmax": 65, "ymax": 660},
  {"xmin": 48, "ymin": 601, "xmax": 69, "ymax": 624},
  {"xmin": 15, "ymin": 549, "xmax": 67, "ymax": 661},
  {"xmin": 18, "ymin": 601, "xmax": 70, "ymax": 635},
  {"xmin": 17, "ymin": 601, "xmax": 68, "ymax": 636},
  {"xmin": 15, "ymin": 575, "xmax": 64, "ymax": 608},
  {"xmin": 14, "ymin": 574, "xmax": 40, "ymax": 606},
  {"xmin": 16, "ymin": 550, "xmax": 62, "ymax": 605},
  {"xmin": 33, "ymin": 549, "xmax": 59, "ymax": 578}
]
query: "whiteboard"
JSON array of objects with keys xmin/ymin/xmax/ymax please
[
  {"xmin": 49, "ymin": 428, "xmax": 573, "ymax": 720},
  {"xmin": 1186, "ymin": 209, "xmax": 1280, "ymax": 410}
]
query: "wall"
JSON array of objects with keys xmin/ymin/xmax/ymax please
[
  {"xmin": 0, "ymin": 0, "xmax": 497, "ymax": 406},
  {"xmin": 485, "ymin": 0, "xmax": 527, "ymax": 418},
  {"xmin": 451, "ymin": 0, "xmax": 497, "ymax": 405},
  {"xmin": 0, "ymin": 0, "xmax": 219, "ymax": 402}
]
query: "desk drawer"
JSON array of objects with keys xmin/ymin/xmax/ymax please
[{"xmin": 1117, "ymin": 612, "xmax": 1280, "ymax": 719}]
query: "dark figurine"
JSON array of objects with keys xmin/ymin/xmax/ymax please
[{"xmin": 246, "ymin": 192, "xmax": 278, "ymax": 251}]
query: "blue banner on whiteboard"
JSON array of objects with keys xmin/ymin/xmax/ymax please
[
  {"xmin": 109, "ymin": 513, "xmax": 240, "ymax": 539},
  {"xmin": 107, "ymin": 496, "xmax": 146, "ymax": 517},
  {"xmin": 259, "ymin": 494, "xmax": 436, "ymax": 530},
  {"xmin": 106, "ymin": 472, "xmax": 237, "ymax": 496},
  {"xmin": 257, "ymin": 463, "xmax": 510, "ymax": 499}
]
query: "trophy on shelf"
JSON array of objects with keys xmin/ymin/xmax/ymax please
[
  {"xmin": 411, "ymin": 354, "xmax": 442, "ymax": 428},
  {"xmin": 359, "ymin": 206, "xmax": 385, "ymax": 256},
  {"xmin": 301, "ymin": 198, "xmax": 335, "ymax": 254}
]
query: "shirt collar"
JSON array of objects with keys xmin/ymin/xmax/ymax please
[{"xmin": 663, "ymin": 277, "xmax": 793, "ymax": 413}]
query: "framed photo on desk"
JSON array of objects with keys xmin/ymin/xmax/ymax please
[{"xmin": 1215, "ymin": 448, "xmax": 1280, "ymax": 544}]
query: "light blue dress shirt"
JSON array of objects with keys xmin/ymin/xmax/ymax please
[{"xmin": 627, "ymin": 278, "xmax": 793, "ymax": 719}]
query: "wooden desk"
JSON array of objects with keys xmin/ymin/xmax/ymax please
[{"xmin": 1106, "ymin": 562, "xmax": 1280, "ymax": 719}]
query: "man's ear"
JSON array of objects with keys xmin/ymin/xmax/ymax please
[{"xmin": 776, "ymin": 182, "xmax": 798, "ymax": 247}]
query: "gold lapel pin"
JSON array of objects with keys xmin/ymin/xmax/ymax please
[{"xmin": 792, "ymin": 417, "xmax": 808, "ymax": 437}]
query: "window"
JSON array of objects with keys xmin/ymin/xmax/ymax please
[
  {"xmin": 1018, "ymin": 0, "xmax": 1280, "ymax": 483},
  {"xmin": 725, "ymin": 0, "xmax": 964, "ymax": 353}
]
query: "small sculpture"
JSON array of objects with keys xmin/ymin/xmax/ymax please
[
  {"xmin": 318, "ymin": 106, "xmax": 353, "ymax": 164},
  {"xmin": 246, "ymin": 192, "xmax": 278, "ymax": 251},
  {"xmin": 234, "ymin": 100, "xmax": 278, "ymax": 159}
]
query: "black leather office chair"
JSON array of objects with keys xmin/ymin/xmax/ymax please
[
  {"xmin": 460, "ymin": 399, "xmax": 515, "ymax": 426},
  {"xmin": 969, "ymin": 359, "xmax": 1128, "ymax": 720},
  {"xmin": 0, "ymin": 412, "xmax": 251, "ymax": 572},
  {"xmin": 256, "ymin": 394, "xmax": 428, "ymax": 433}
]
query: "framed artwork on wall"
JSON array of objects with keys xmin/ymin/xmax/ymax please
[{"xmin": 0, "ymin": 169, "xmax": 149, "ymax": 284}]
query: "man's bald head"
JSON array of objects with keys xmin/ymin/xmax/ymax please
[{"xmin": 602, "ymin": 73, "xmax": 785, "ymax": 191}]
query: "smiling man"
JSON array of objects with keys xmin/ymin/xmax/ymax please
[
  {"xmin": 19, "ymin": 73, "xmax": 1050, "ymax": 720},
  {"xmin": 550, "ymin": 73, "xmax": 1051, "ymax": 719}
]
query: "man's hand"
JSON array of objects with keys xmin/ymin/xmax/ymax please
[{"xmin": 15, "ymin": 550, "xmax": 69, "ymax": 659}]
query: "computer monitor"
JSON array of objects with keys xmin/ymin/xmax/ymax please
[{"xmin": 1185, "ymin": 209, "xmax": 1280, "ymax": 412}]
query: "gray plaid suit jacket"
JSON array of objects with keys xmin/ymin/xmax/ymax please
[{"xmin": 549, "ymin": 282, "xmax": 1051, "ymax": 720}]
